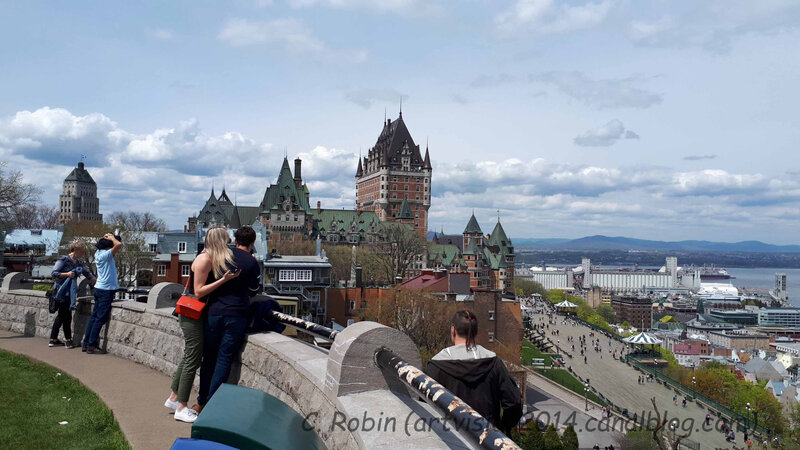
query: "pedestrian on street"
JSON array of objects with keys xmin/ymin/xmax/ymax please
[
  {"xmin": 673, "ymin": 395, "xmax": 677, "ymax": 406},
  {"xmin": 682, "ymin": 398, "xmax": 687, "ymax": 408}
]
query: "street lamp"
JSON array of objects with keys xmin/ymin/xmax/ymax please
[
  {"xmin": 692, "ymin": 376, "xmax": 696, "ymax": 400},
  {"xmin": 746, "ymin": 402, "xmax": 751, "ymax": 430},
  {"xmin": 584, "ymin": 381, "xmax": 590, "ymax": 411}
]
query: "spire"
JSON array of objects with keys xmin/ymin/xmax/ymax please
[
  {"xmin": 356, "ymin": 157, "xmax": 363, "ymax": 177},
  {"xmin": 211, "ymin": 182, "xmax": 215, "ymax": 199},
  {"xmin": 423, "ymin": 147, "xmax": 432, "ymax": 170},
  {"xmin": 399, "ymin": 97, "xmax": 402, "ymax": 118},
  {"xmin": 464, "ymin": 213, "xmax": 482, "ymax": 235}
]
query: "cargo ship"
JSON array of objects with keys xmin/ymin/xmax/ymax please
[{"xmin": 696, "ymin": 265, "xmax": 734, "ymax": 280}]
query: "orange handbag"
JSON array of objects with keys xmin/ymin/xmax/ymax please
[{"xmin": 175, "ymin": 275, "xmax": 205, "ymax": 320}]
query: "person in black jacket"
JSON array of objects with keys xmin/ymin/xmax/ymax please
[{"xmin": 425, "ymin": 310, "xmax": 523, "ymax": 436}]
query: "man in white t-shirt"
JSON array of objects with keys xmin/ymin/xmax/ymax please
[{"xmin": 82, "ymin": 233, "xmax": 122, "ymax": 354}]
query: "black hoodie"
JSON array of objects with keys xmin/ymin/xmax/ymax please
[{"xmin": 425, "ymin": 345, "xmax": 523, "ymax": 435}]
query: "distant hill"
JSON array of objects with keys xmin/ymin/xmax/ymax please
[{"xmin": 515, "ymin": 235, "xmax": 800, "ymax": 253}]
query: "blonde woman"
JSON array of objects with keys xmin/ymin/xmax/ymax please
[{"xmin": 165, "ymin": 227, "xmax": 239, "ymax": 423}]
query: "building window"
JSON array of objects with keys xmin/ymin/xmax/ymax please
[
  {"xmin": 279, "ymin": 270, "xmax": 296, "ymax": 281},
  {"xmin": 181, "ymin": 265, "xmax": 190, "ymax": 277},
  {"xmin": 349, "ymin": 300, "xmax": 356, "ymax": 310},
  {"xmin": 489, "ymin": 310, "xmax": 495, "ymax": 321},
  {"xmin": 296, "ymin": 270, "xmax": 312, "ymax": 282},
  {"xmin": 149, "ymin": 244, "xmax": 157, "ymax": 253},
  {"xmin": 488, "ymin": 332, "xmax": 495, "ymax": 343},
  {"xmin": 157, "ymin": 265, "xmax": 166, "ymax": 277},
  {"xmin": 178, "ymin": 242, "xmax": 187, "ymax": 253},
  {"xmin": 311, "ymin": 291, "xmax": 320, "ymax": 303}
]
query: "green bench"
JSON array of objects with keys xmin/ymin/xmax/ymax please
[{"xmin": 192, "ymin": 384, "xmax": 325, "ymax": 450}]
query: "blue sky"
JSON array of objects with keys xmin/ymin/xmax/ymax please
[{"xmin": 1, "ymin": 0, "xmax": 799, "ymax": 243}]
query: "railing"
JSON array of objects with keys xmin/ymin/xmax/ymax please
[
  {"xmin": 269, "ymin": 312, "xmax": 521, "ymax": 450},
  {"xmin": 626, "ymin": 355, "xmax": 770, "ymax": 437}
]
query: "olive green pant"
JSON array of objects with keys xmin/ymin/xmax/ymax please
[{"xmin": 170, "ymin": 315, "xmax": 204, "ymax": 403}]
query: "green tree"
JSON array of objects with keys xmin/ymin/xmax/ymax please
[
  {"xmin": 373, "ymin": 222, "xmax": 427, "ymax": 282},
  {"xmin": 596, "ymin": 303, "xmax": 617, "ymax": 324},
  {"xmin": 512, "ymin": 420, "xmax": 544, "ymax": 450},
  {"xmin": 543, "ymin": 424, "xmax": 563, "ymax": 450},
  {"xmin": 621, "ymin": 429, "xmax": 659, "ymax": 449},
  {"xmin": 515, "ymin": 278, "xmax": 549, "ymax": 299},
  {"xmin": 560, "ymin": 425, "xmax": 579, "ymax": 450}
]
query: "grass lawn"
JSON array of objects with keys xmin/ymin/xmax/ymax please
[
  {"xmin": 534, "ymin": 368, "xmax": 606, "ymax": 406},
  {"xmin": 521, "ymin": 339, "xmax": 557, "ymax": 366},
  {"xmin": 0, "ymin": 349, "xmax": 129, "ymax": 450}
]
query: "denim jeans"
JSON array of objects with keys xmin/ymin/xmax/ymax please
[
  {"xmin": 83, "ymin": 288, "xmax": 115, "ymax": 348},
  {"xmin": 197, "ymin": 314, "xmax": 249, "ymax": 406}
]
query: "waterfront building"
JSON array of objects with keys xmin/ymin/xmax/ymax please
[
  {"xmin": 759, "ymin": 308, "xmax": 800, "ymax": 328},
  {"xmin": 58, "ymin": 162, "xmax": 102, "ymax": 224},
  {"xmin": 578, "ymin": 257, "xmax": 679, "ymax": 291},
  {"xmin": 355, "ymin": 113, "xmax": 431, "ymax": 238}
]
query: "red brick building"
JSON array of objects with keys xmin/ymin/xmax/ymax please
[
  {"xmin": 355, "ymin": 113, "xmax": 432, "ymax": 238},
  {"xmin": 153, "ymin": 253, "xmax": 194, "ymax": 286}
]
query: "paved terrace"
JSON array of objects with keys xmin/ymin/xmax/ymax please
[
  {"xmin": 532, "ymin": 307, "xmax": 737, "ymax": 449},
  {"xmin": 0, "ymin": 273, "xmax": 486, "ymax": 449}
]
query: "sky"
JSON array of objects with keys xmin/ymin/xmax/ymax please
[{"xmin": 1, "ymin": 0, "xmax": 799, "ymax": 244}]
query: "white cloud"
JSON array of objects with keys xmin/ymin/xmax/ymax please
[
  {"xmin": 670, "ymin": 170, "xmax": 766, "ymax": 196},
  {"xmin": 288, "ymin": 0, "xmax": 441, "ymax": 16},
  {"xmin": 218, "ymin": 18, "xmax": 367, "ymax": 63},
  {"xmin": 4, "ymin": 107, "xmax": 800, "ymax": 241},
  {"xmin": 145, "ymin": 28, "xmax": 173, "ymax": 40},
  {"xmin": 530, "ymin": 71, "xmax": 662, "ymax": 109},
  {"xmin": 495, "ymin": 0, "xmax": 613, "ymax": 36},
  {"xmin": 628, "ymin": 1, "xmax": 800, "ymax": 53},
  {"xmin": 344, "ymin": 88, "xmax": 407, "ymax": 109},
  {"xmin": 573, "ymin": 119, "xmax": 639, "ymax": 147},
  {"xmin": 469, "ymin": 74, "xmax": 515, "ymax": 88}
]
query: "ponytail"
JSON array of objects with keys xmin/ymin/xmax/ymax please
[{"xmin": 452, "ymin": 310, "xmax": 479, "ymax": 351}]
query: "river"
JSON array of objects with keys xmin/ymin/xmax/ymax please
[{"xmin": 724, "ymin": 267, "xmax": 800, "ymax": 306}]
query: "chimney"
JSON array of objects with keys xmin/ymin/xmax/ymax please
[
  {"xmin": 78, "ymin": 162, "xmax": 85, "ymax": 170},
  {"xmin": 294, "ymin": 158, "xmax": 302, "ymax": 188},
  {"xmin": 317, "ymin": 201, "xmax": 321, "ymax": 214},
  {"xmin": 316, "ymin": 237, "xmax": 322, "ymax": 257}
]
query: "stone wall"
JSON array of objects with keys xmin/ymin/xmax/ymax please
[{"xmin": 0, "ymin": 274, "xmax": 471, "ymax": 450}]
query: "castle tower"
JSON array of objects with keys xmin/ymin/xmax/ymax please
[
  {"xmin": 355, "ymin": 113, "xmax": 431, "ymax": 238},
  {"xmin": 58, "ymin": 162, "xmax": 102, "ymax": 224}
]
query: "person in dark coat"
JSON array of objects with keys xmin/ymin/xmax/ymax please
[{"xmin": 425, "ymin": 310, "xmax": 522, "ymax": 436}]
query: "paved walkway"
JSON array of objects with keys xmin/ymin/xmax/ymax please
[
  {"xmin": 532, "ymin": 310, "xmax": 735, "ymax": 449},
  {"xmin": 0, "ymin": 330, "xmax": 191, "ymax": 449}
]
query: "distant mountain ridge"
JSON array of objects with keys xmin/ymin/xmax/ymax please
[{"xmin": 512, "ymin": 235, "xmax": 800, "ymax": 253}]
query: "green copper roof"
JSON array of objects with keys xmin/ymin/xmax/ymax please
[
  {"xmin": 428, "ymin": 244, "xmax": 463, "ymax": 267},
  {"xmin": 311, "ymin": 209, "xmax": 380, "ymax": 239},
  {"xmin": 463, "ymin": 238, "xmax": 480, "ymax": 255},
  {"xmin": 488, "ymin": 221, "xmax": 509, "ymax": 247},
  {"xmin": 260, "ymin": 157, "xmax": 310, "ymax": 213},
  {"xmin": 397, "ymin": 199, "xmax": 414, "ymax": 220},
  {"xmin": 464, "ymin": 214, "xmax": 482, "ymax": 234}
]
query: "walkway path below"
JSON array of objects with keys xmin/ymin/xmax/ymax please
[
  {"xmin": 534, "ymin": 311, "xmax": 734, "ymax": 449},
  {"xmin": 0, "ymin": 330, "xmax": 191, "ymax": 449}
]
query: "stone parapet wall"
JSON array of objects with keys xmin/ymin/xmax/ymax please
[{"xmin": 0, "ymin": 275, "xmax": 471, "ymax": 449}]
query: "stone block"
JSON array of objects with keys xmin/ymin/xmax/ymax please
[
  {"xmin": 146, "ymin": 282, "xmax": 183, "ymax": 310},
  {"xmin": 1, "ymin": 272, "xmax": 30, "ymax": 292},
  {"xmin": 324, "ymin": 321, "xmax": 421, "ymax": 398}
]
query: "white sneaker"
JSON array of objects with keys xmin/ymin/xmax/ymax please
[
  {"xmin": 174, "ymin": 407, "xmax": 198, "ymax": 423},
  {"xmin": 164, "ymin": 398, "xmax": 179, "ymax": 411}
]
